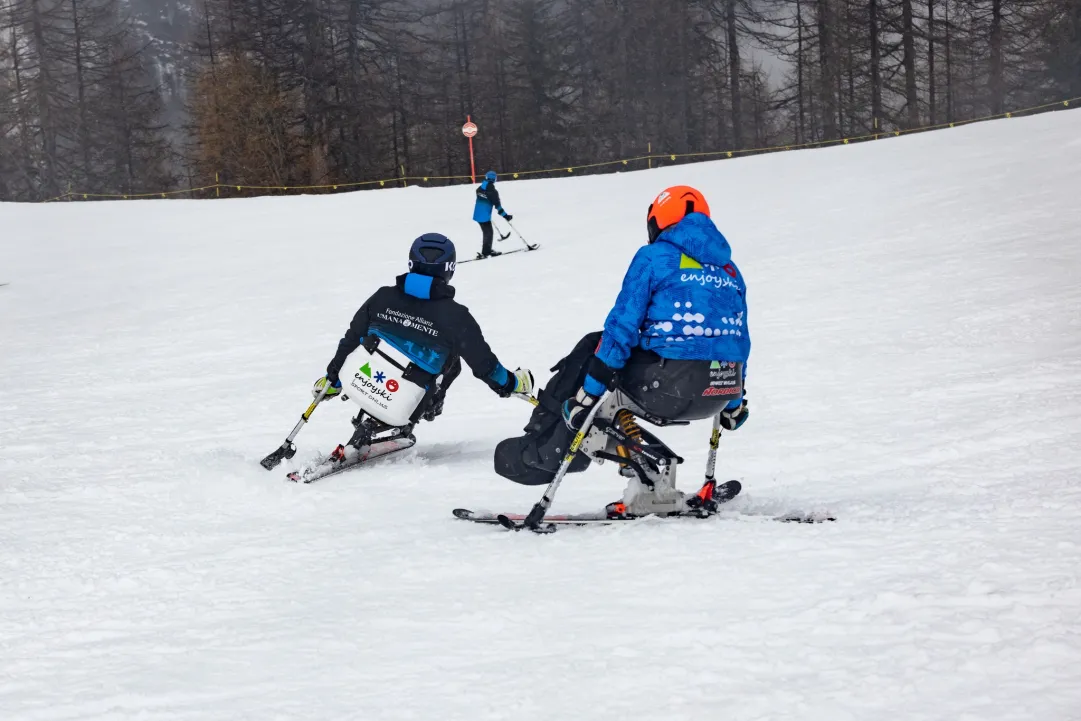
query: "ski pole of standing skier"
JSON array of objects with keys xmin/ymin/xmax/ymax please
[{"xmin": 503, "ymin": 219, "xmax": 537, "ymax": 251}]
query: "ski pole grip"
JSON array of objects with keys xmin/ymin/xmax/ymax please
[{"xmin": 302, "ymin": 392, "xmax": 325, "ymax": 421}]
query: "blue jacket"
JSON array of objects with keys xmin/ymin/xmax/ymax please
[
  {"xmin": 473, "ymin": 180, "xmax": 507, "ymax": 223},
  {"xmin": 594, "ymin": 213, "xmax": 750, "ymax": 374}
]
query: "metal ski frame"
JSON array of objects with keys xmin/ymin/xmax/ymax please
[
  {"xmin": 704, "ymin": 412, "xmax": 722, "ymax": 484},
  {"xmin": 260, "ymin": 386, "xmax": 329, "ymax": 469},
  {"xmin": 500, "ymin": 391, "xmax": 610, "ymax": 533},
  {"xmin": 500, "ymin": 404, "xmax": 729, "ymax": 532}
]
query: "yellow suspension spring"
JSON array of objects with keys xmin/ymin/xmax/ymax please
[{"xmin": 615, "ymin": 410, "xmax": 643, "ymax": 463}]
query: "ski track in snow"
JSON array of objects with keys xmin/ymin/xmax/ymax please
[{"xmin": 2, "ymin": 111, "xmax": 1081, "ymax": 720}]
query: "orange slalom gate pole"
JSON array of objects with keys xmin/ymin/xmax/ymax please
[
  {"xmin": 469, "ymin": 136, "xmax": 476, "ymax": 184},
  {"xmin": 463, "ymin": 115, "xmax": 478, "ymax": 184}
]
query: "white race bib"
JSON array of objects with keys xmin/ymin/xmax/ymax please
[{"xmin": 341, "ymin": 342, "xmax": 427, "ymax": 427}]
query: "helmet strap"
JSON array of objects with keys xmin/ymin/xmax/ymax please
[{"xmin": 647, "ymin": 217, "xmax": 662, "ymax": 244}]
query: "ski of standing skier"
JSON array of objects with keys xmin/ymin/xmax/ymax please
[{"xmin": 473, "ymin": 170, "xmax": 513, "ymax": 259}]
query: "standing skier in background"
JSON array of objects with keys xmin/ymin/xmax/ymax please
[{"xmin": 473, "ymin": 170, "xmax": 513, "ymax": 259}]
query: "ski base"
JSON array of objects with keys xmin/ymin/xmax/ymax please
[{"xmin": 286, "ymin": 436, "xmax": 415, "ymax": 484}]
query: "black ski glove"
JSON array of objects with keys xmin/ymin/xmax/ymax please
[
  {"xmin": 501, "ymin": 212, "xmax": 513, "ymax": 221},
  {"xmin": 719, "ymin": 395, "xmax": 749, "ymax": 431},
  {"xmin": 562, "ymin": 387, "xmax": 600, "ymax": 431},
  {"xmin": 422, "ymin": 395, "xmax": 444, "ymax": 422}
]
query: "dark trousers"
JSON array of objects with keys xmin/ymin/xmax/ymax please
[
  {"xmin": 493, "ymin": 332, "xmax": 742, "ymax": 485},
  {"xmin": 408, "ymin": 355, "xmax": 462, "ymax": 424},
  {"xmin": 479, "ymin": 221, "xmax": 494, "ymax": 254}
]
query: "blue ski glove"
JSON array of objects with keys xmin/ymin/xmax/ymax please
[
  {"xmin": 719, "ymin": 395, "xmax": 748, "ymax": 431},
  {"xmin": 313, "ymin": 375, "xmax": 342, "ymax": 400}
]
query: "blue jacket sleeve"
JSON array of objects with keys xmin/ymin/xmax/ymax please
[{"xmin": 594, "ymin": 245, "xmax": 656, "ymax": 370}]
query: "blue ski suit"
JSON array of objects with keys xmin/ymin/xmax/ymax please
[{"xmin": 583, "ymin": 213, "xmax": 750, "ymax": 404}]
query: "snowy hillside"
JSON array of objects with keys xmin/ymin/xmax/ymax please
[{"xmin": 3, "ymin": 110, "xmax": 1081, "ymax": 720}]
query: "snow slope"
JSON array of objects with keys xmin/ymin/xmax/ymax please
[{"xmin": 3, "ymin": 111, "xmax": 1081, "ymax": 721}]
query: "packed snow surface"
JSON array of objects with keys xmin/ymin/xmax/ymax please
[{"xmin": 3, "ymin": 111, "xmax": 1081, "ymax": 720}]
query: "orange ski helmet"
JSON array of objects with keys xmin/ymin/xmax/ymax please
[{"xmin": 646, "ymin": 186, "xmax": 711, "ymax": 243}]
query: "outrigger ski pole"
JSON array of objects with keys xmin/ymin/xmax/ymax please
[
  {"xmin": 704, "ymin": 412, "xmax": 722, "ymax": 483},
  {"xmin": 260, "ymin": 385, "xmax": 330, "ymax": 470},
  {"xmin": 499, "ymin": 391, "xmax": 611, "ymax": 533}
]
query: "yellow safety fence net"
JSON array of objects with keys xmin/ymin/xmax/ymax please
[{"xmin": 43, "ymin": 96, "xmax": 1078, "ymax": 203}]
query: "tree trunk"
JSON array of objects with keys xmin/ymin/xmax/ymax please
[
  {"xmin": 945, "ymin": 0, "xmax": 953, "ymax": 121},
  {"xmin": 989, "ymin": 0, "xmax": 1004, "ymax": 113},
  {"xmin": 837, "ymin": 49, "xmax": 845, "ymax": 135},
  {"xmin": 29, "ymin": 0, "xmax": 57, "ymax": 196},
  {"xmin": 459, "ymin": 5, "xmax": 474, "ymax": 120},
  {"xmin": 870, "ymin": 0, "xmax": 881, "ymax": 131},
  {"xmin": 817, "ymin": 0, "xmax": 837, "ymax": 139},
  {"xmin": 395, "ymin": 42, "xmax": 411, "ymax": 174},
  {"xmin": 71, "ymin": 0, "xmax": 92, "ymax": 180},
  {"xmin": 1071, "ymin": 0, "xmax": 1081, "ymax": 96},
  {"xmin": 846, "ymin": 0, "xmax": 856, "ymax": 134},
  {"xmin": 797, "ymin": 0, "xmax": 805, "ymax": 143},
  {"xmin": 927, "ymin": 0, "xmax": 936, "ymax": 124},
  {"xmin": 726, "ymin": 0, "xmax": 743, "ymax": 149},
  {"xmin": 901, "ymin": 0, "xmax": 919, "ymax": 127},
  {"xmin": 203, "ymin": 0, "xmax": 215, "ymax": 66},
  {"xmin": 117, "ymin": 75, "xmax": 134, "ymax": 193}
]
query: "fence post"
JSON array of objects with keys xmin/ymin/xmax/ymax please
[
  {"xmin": 648, "ymin": 142, "xmax": 652, "ymax": 170},
  {"xmin": 215, "ymin": 172, "xmax": 220, "ymax": 198}
]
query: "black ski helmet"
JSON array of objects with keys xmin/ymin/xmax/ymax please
[{"xmin": 408, "ymin": 233, "xmax": 457, "ymax": 280}]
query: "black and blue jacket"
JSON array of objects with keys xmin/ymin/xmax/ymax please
[
  {"xmin": 326, "ymin": 273, "xmax": 515, "ymax": 395},
  {"xmin": 473, "ymin": 180, "xmax": 508, "ymax": 223}
]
